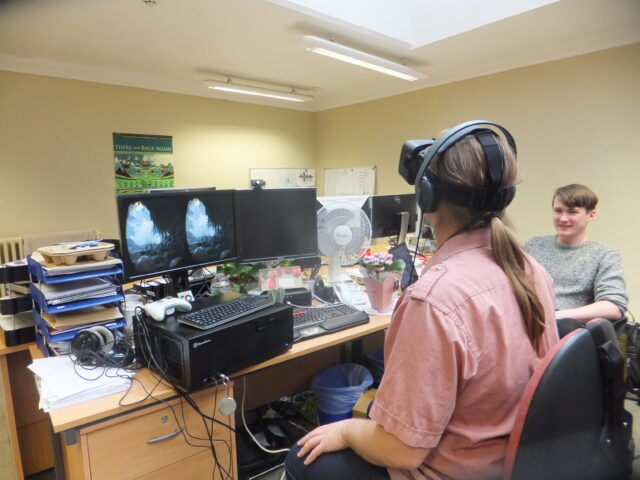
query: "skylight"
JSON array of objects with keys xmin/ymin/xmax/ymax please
[{"xmin": 266, "ymin": 0, "xmax": 559, "ymax": 48}]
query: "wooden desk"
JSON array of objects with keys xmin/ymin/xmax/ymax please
[
  {"xmin": 31, "ymin": 345, "xmax": 237, "ymax": 480},
  {"xmin": 1, "ymin": 338, "xmax": 54, "ymax": 479},
  {"xmin": 43, "ymin": 313, "xmax": 390, "ymax": 479}
]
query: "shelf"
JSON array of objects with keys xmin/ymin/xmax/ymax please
[{"xmin": 28, "ymin": 254, "xmax": 125, "ymax": 357}]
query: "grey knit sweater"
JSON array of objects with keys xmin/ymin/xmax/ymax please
[{"xmin": 524, "ymin": 236, "xmax": 627, "ymax": 315}]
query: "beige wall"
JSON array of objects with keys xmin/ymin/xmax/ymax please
[
  {"xmin": 0, "ymin": 72, "xmax": 316, "ymax": 239},
  {"xmin": 0, "ymin": 44, "xmax": 637, "ymax": 308},
  {"xmin": 316, "ymin": 44, "xmax": 640, "ymax": 313}
]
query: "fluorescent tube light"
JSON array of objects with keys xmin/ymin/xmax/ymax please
[
  {"xmin": 301, "ymin": 35, "xmax": 426, "ymax": 82},
  {"xmin": 207, "ymin": 80, "xmax": 314, "ymax": 103}
]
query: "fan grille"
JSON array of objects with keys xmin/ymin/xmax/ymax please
[{"xmin": 317, "ymin": 203, "xmax": 372, "ymax": 265}]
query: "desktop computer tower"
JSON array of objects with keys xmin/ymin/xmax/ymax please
[{"xmin": 136, "ymin": 294, "xmax": 293, "ymax": 390}]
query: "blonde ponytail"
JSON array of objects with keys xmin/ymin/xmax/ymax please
[{"xmin": 490, "ymin": 217, "xmax": 546, "ymax": 353}]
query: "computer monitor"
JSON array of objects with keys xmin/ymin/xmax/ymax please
[
  {"xmin": 235, "ymin": 188, "xmax": 319, "ymax": 263},
  {"xmin": 116, "ymin": 189, "xmax": 238, "ymax": 286},
  {"xmin": 370, "ymin": 193, "xmax": 417, "ymax": 243}
]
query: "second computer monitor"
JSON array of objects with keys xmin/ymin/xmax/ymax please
[
  {"xmin": 235, "ymin": 188, "xmax": 319, "ymax": 263},
  {"xmin": 370, "ymin": 193, "xmax": 418, "ymax": 241}
]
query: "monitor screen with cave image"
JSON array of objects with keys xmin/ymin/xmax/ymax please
[
  {"xmin": 370, "ymin": 193, "xmax": 418, "ymax": 244},
  {"xmin": 116, "ymin": 189, "xmax": 238, "ymax": 292},
  {"xmin": 235, "ymin": 188, "xmax": 319, "ymax": 264}
]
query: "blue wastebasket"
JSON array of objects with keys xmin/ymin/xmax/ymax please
[{"xmin": 311, "ymin": 363, "xmax": 373, "ymax": 424}]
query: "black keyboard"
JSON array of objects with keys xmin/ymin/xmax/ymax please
[
  {"xmin": 292, "ymin": 303, "xmax": 369, "ymax": 342},
  {"xmin": 178, "ymin": 295, "xmax": 275, "ymax": 330}
]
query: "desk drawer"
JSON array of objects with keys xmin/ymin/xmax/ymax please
[
  {"xmin": 83, "ymin": 388, "xmax": 234, "ymax": 480},
  {"xmin": 136, "ymin": 449, "xmax": 232, "ymax": 480}
]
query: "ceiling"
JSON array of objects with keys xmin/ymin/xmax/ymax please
[{"xmin": 0, "ymin": 0, "xmax": 638, "ymax": 112}]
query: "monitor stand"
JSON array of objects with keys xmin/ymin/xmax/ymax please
[
  {"xmin": 397, "ymin": 211, "xmax": 409, "ymax": 245},
  {"xmin": 168, "ymin": 271, "xmax": 191, "ymax": 297}
]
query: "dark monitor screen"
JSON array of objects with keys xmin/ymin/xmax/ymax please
[
  {"xmin": 235, "ymin": 188, "xmax": 319, "ymax": 263},
  {"xmin": 116, "ymin": 190, "xmax": 237, "ymax": 281},
  {"xmin": 370, "ymin": 194, "xmax": 418, "ymax": 239}
]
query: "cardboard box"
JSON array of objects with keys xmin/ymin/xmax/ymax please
[{"xmin": 352, "ymin": 388, "xmax": 377, "ymax": 419}]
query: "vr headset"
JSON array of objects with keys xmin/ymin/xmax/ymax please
[{"xmin": 398, "ymin": 120, "xmax": 517, "ymax": 213}]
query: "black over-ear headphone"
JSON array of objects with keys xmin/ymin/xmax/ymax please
[
  {"xmin": 70, "ymin": 326, "xmax": 115, "ymax": 366},
  {"xmin": 398, "ymin": 120, "xmax": 517, "ymax": 214}
]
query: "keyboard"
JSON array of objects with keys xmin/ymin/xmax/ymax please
[
  {"xmin": 292, "ymin": 303, "xmax": 369, "ymax": 342},
  {"xmin": 178, "ymin": 295, "xmax": 275, "ymax": 330}
]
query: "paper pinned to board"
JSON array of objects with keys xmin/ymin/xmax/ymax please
[
  {"xmin": 323, "ymin": 167, "xmax": 376, "ymax": 196},
  {"xmin": 250, "ymin": 168, "xmax": 315, "ymax": 188}
]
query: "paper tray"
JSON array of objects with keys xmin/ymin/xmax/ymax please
[
  {"xmin": 28, "ymin": 255, "xmax": 123, "ymax": 284},
  {"xmin": 33, "ymin": 309, "xmax": 125, "ymax": 342},
  {"xmin": 30, "ymin": 283, "xmax": 124, "ymax": 315}
]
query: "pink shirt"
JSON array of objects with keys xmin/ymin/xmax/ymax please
[{"xmin": 369, "ymin": 228, "xmax": 558, "ymax": 480}]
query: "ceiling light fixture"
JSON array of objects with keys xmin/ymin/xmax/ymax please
[
  {"xmin": 206, "ymin": 78, "xmax": 314, "ymax": 103},
  {"xmin": 300, "ymin": 35, "xmax": 426, "ymax": 82}
]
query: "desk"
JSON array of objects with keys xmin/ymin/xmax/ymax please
[
  {"xmin": 1, "ymin": 338, "xmax": 54, "ymax": 479},
  {"xmin": 42, "ymin": 312, "xmax": 390, "ymax": 479}
]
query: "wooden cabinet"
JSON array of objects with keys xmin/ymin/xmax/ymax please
[
  {"xmin": 1, "ymin": 341, "xmax": 55, "ymax": 479},
  {"xmin": 60, "ymin": 384, "xmax": 236, "ymax": 480}
]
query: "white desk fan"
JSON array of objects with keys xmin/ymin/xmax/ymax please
[{"xmin": 317, "ymin": 200, "xmax": 372, "ymax": 284}]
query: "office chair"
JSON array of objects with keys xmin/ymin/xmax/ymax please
[{"xmin": 503, "ymin": 319, "xmax": 634, "ymax": 480}]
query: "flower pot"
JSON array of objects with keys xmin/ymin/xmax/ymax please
[{"xmin": 363, "ymin": 274, "xmax": 397, "ymax": 313}]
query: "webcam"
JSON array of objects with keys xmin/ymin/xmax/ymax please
[{"xmin": 251, "ymin": 178, "xmax": 266, "ymax": 191}]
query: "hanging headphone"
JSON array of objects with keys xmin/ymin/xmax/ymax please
[
  {"xmin": 70, "ymin": 325, "xmax": 116, "ymax": 365},
  {"xmin": 399, "ymin": 120, "xmax": 517, "ymax": 214}
]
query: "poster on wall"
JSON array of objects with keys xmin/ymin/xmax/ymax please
[{"xmin": 114, "ymin": 133, "xmax": 174, "ymax": 195}]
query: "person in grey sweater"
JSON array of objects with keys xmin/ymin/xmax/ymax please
[{"xmin": 524, "ymin": 184, "xmax": 627, "ymax": 323}]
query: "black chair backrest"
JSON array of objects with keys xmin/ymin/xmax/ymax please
[{"xmin": 505, "ymin": 319, "xmax": 634, "ymax": 480}]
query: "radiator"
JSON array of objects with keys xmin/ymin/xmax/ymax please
[
  {"xmin": 0, "ymin": 236, "xmax": 24, "ymax": 297},
  {"xmin": 0, "ymin": 236, "xmax": 24, "ymax": 264}
]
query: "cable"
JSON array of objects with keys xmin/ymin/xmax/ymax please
[
  {"xmin": 241, "ymin": 376, "xmax": 290, "ymax": 455},
  {"xmin": 130, "ymin": 308, "xmax": 235, "ymax": 478},
  {"xmin": 406, "ymin": 213, "xmax": 425, "ymax": 286}
]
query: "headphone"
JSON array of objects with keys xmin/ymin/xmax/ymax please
[
  {"xmin": 398, "ymin": 120, "xmax": 517, "ymax": 214},
  {"xmin": 70, "ymin": 325, "xmax": 117, "ymax": 366}
]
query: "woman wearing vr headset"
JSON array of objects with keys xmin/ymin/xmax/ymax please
[{"xmin": 285, "ymin": 122, "xmax": 559, "ymax": 480}]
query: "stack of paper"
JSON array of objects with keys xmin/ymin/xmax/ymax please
[{"xmin": 28, "ymin": 355, "xmax": 134, "ymax": 412}]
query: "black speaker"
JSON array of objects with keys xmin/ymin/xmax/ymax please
[{"xmin": 399, "ymin": 120, "xmax": 517, "ymax": 214}]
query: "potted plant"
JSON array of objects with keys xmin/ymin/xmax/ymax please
[
  {"xmin": 357, "ymin": 252, "xmax": 405, "ymax": 313},
  {"xmin": 217, "ymin": 261, "xmax": 264, "ymax": 293}
]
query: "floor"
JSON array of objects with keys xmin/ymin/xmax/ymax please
[{"xmin": 25, "ymin": 400, "xmax": 640, "ymax": 480}]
